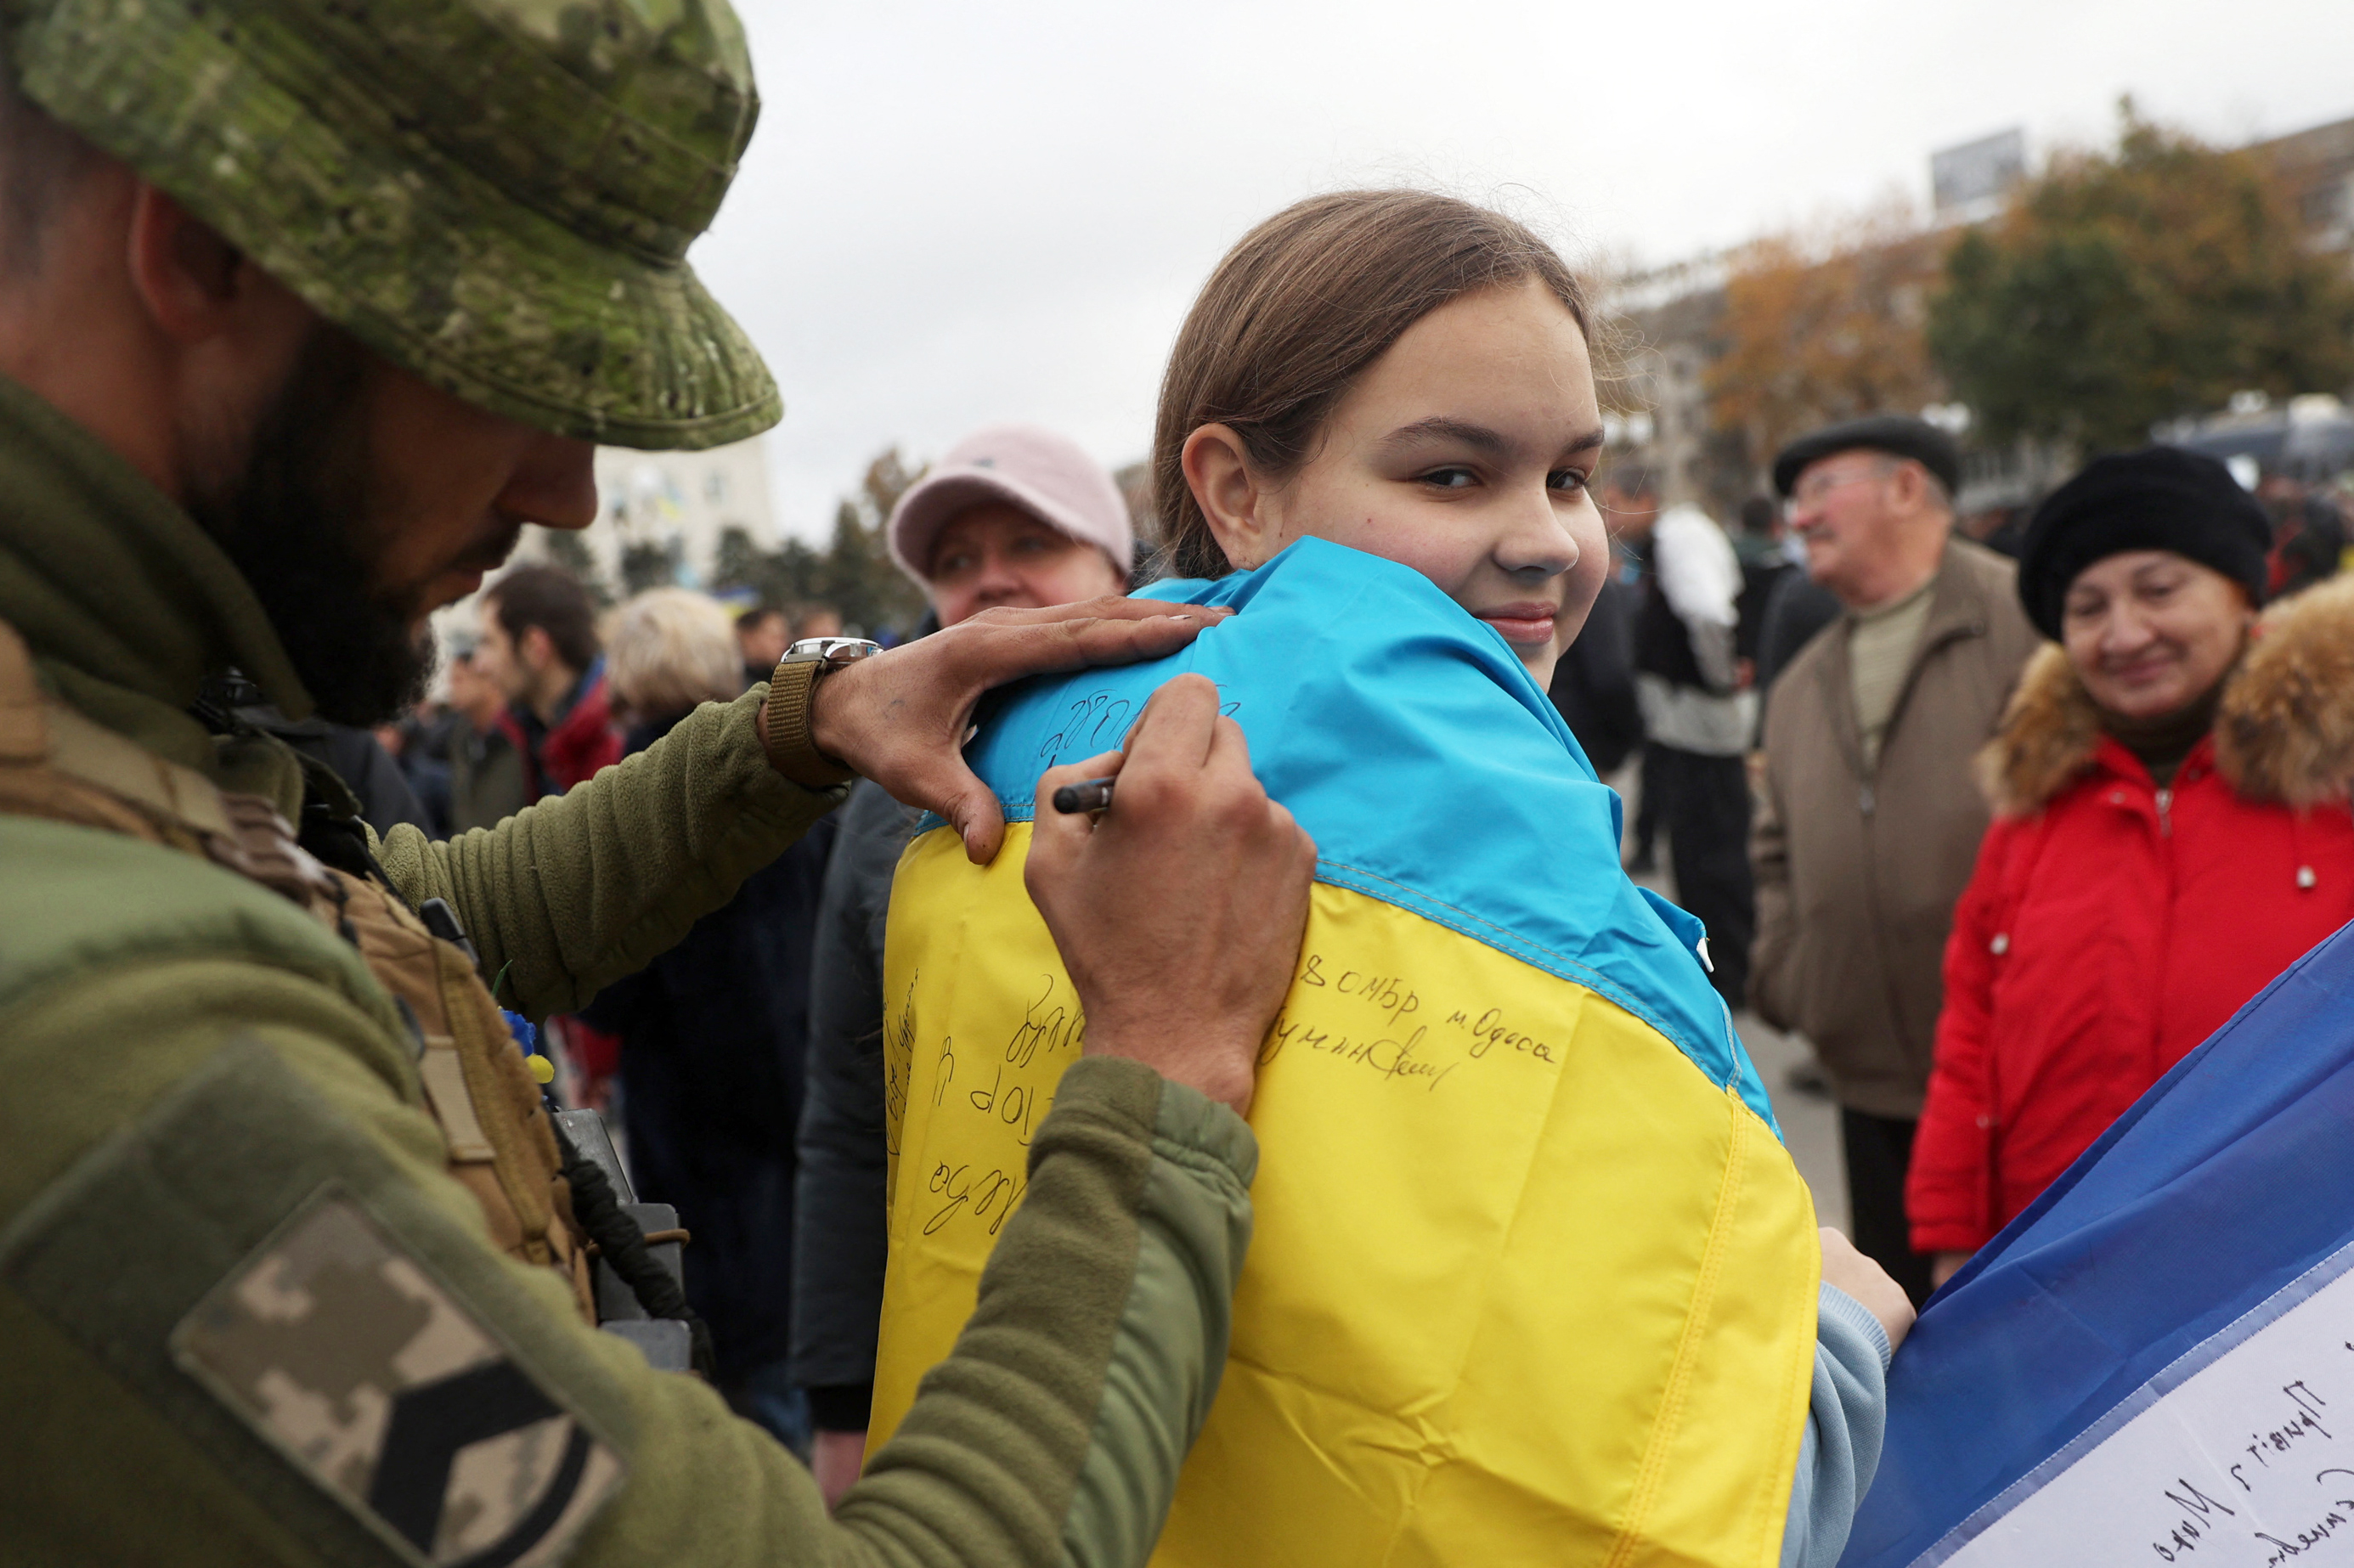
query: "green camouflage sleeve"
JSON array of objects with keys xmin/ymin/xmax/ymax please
[
  {"xmin": 372, "ymin": 684, "xmax": 842, "ymax": 1020},
  {"xmin": 0, "ymin": 838, "xmax": 1254, "ymax": 1568},
  {"xmin": 835, "ymin": 1058, "xmax": 1256, "ymax": 1566}
]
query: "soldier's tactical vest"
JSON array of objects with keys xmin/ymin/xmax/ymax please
[
  {"xmin": 872, "ymin": 541, "xmax": 1824, "ymax": 1567},
  {"xmin": 0, "ymin": 621, "xmax": 596, "ymax": 1323}
]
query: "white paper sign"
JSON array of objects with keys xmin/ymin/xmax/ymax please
[{"xmin": 1932, "ymin": 1244, "xmax": 2354, "ymax": 1568}]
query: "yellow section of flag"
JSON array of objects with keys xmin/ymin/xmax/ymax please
[{"xmin": 874, "ymin": 821, "xmax": 1821, "ymax": 1566}]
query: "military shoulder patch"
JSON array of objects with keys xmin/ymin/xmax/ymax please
[{"xmin": 172, "ymin": 1187, "xmax": 622, "ymax": 1568}]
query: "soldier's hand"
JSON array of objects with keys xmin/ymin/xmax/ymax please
[
  {"xmin": 807, "ymin": 597, "xmax": 1229, "ymax": 863},
  {"xmin": 1024, "ymin": 674, "xmax": 1316, "ymax": 1116}
]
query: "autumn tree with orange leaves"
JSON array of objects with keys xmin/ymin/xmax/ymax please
[{"xmin": 1706, "ymin": 207, "xmax": 1950, "ymax": 472}]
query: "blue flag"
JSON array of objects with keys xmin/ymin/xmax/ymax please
[{"xmin": 1842, "ymin": 921, "xmax": 2354, "ymax": 1567}]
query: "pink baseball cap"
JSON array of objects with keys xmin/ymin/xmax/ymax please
[{"xmin": 887, "ymin": 424, "xmax": 1135, "ymax": 584}]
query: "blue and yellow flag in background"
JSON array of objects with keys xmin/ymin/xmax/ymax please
[
  {"xmin": 1842, "ymin": 922, "xmax": 2354, "ymax": 1568},
  {"xmin": 875, "ymin": 539, "xmax": 1821, "ymax": 1565}
]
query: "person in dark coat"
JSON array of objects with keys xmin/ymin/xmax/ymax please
[
  {"xmin": 1736, "ymin": 490, "xmax": 1842, "ymax": 731},
  {"xmin": 1753, "ymin": 568, "xmax": 1843, "ymax": 700},
  {"xmin": 1545, "ymin": 571, "xmax": 1641, "ymax": 772},
  {"xmin": 578, "ymin": 587, "xmax": 838, "ymax": 1448},
  {"xmin": 1610, "ymin": 466, "xmax": 1755, "ymax": 1007},
  {"xmin": 737, "ymin": 603, "xmax": 792, "ymax": 688},
  {"xmin": 788, "ymin": 777, "xmax": 920, "ymax": 1435},
  {"xmin": 376, "ymin": 702, "xmax": 458, "ymax": 837},
  {"xmin": 206, "ymin": 671, "xmax": 433, "ymax": 834},
  {"xmin": 443, "ymin": 633, "xmax": 530, "ymax": 831},
  {"xmin": 2260, "ymin": 473, "xmax": 2349, "ymax": 600},
  {"xmin": 789, "ymin": 424, "xmax": 1134, "ymax": 1504},
  {"xmin": 1732, "ymin": 493, "xmax": 1792, "ymax": 667}
]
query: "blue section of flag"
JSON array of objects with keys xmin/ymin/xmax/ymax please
[
  {"xmin": 958, "ymin": 536, "xmax": 1778, "ymax": 1134},
  {"xmin": 1841, "ymin": 920, "xmax": 2354, "ymax": 1566}
]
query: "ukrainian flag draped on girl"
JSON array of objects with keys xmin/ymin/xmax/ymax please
[{"xmin": 874, "ymin": 539, "xmax": 1822, "ymax": 1565}]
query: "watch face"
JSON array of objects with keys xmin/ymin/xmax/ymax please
[{"xmin": 787, "ymin": 636, "xmax": 883, "ymax": 665}]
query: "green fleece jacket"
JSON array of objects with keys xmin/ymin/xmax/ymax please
[{"xmin": 0, "ymin": 373, "xmax": 1257, "ymax": 1567}]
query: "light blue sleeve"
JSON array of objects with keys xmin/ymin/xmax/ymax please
[{"xmin": 1781, "ymin": 1283, "xmax": 1894, "ymax": 1568}]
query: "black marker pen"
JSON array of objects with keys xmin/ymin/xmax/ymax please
[{"xmin": 1050, "ymin": 776, "xmax": 1117, "ymax": 815}]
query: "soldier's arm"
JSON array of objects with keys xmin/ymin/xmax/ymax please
[
  {"xmin": 0, "ymin": 960, "xmax": 1253, "ymax": 1568},
  {"xmin": 2, "ymin": 671, "xmax": 1306, "ymax": 1568},
  {"xmin": 377, "ymin": 602, "xmax": 1222, "ymax": 1020},
  {"xmin": 789, "ymin": 784, "xmax": 905, "ymax": 1439},
  {"xmin": 820, "ymin": 1058, "xmax": 1255, "ymax": 1566},
  {"xmin": 376, "ymin": 683, "xmax": 834, "ymax": 1018}
]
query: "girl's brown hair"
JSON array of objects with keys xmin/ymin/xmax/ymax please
[{"xmin": 1151, "ymin": 189, "xmax": 1594, "ymax": 580}]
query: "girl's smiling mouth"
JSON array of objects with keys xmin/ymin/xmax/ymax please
[{"xmin": 1475, "ymin": 601, "xmax": 1560, "ymax": 646}]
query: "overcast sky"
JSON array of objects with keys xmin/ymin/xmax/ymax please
[{"xmin": 688, "ymin": 0, "xmax": 2354, "ymax": 540}]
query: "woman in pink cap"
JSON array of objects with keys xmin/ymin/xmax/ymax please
[
  {"xmin": 884, "ymin": 423, "xmax": 1137, "ymax": 623},
  {"xmin": 788, "ymin": 424, "xmax": 1135, "ymax": 1503}
]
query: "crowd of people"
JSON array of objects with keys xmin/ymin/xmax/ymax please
[
  {"xmin": 8, "ymin": 0, "xmax": 2354, "ymax": 1561},
  {"xmin": 1550, "ymin": 411, "xmax": 2354, "ymax": 1310},
  {"xmin": 151, "ymin": 187, "xmax": 2354, "ymax": 1563},
  {"xmin": 326, "ymin": 227, "xmax": 2354, "ymax": 1553}
]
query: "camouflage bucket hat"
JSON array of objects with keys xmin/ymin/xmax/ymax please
[{"xmin": 8, "ymin": 0, "xmax": 779, "ymax": 450}]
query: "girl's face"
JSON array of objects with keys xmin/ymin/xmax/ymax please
[{"xmin": 1186, "ymin": 276, "xmax": 1608, "ymax": 686}]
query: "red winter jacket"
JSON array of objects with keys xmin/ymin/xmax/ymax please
[{"xmin": 1909, "ymin": 584, "xmax": 2354, "ymax": 1255}]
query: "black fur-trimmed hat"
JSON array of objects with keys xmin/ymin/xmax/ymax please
[{"xmin": 2017, "ymin": 446, "xmax": 2272, "ymax": 640}]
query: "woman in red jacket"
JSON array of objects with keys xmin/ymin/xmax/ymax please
[{"xmin": 1911, "ymin": 448, "xmax": 2354, "ymax": 1285}]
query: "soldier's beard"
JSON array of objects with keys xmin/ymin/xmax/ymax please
[{"xmin": 185, "ymin": 329, "xmax": 436, "ymax": 726}]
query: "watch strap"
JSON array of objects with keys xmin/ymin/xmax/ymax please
[{"xmin": 760, "ymin": 656, "xmax": 856, "ymax": 788}]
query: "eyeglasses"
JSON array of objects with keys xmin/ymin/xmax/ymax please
[{"xmin": 1787, "ymin": 460, "xmax": 1896, "ymax": 511}]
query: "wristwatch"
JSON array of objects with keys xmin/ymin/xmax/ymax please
[{"xmin": 760, "ymin": 636, "xmax": 883, "ymax": 788}]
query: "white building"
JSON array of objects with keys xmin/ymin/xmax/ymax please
[{"xmin": 510, "ymin": 435, "xmax": 776, "ymax": 590}]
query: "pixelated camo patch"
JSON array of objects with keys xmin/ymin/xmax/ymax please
[{"xmin": 172, "ymin": 1187, "xmax": 623, "ymax": 1568}]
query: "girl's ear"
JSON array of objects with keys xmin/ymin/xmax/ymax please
[{"xmin": 1182, "ymin": 423, "xmax": 1279, "ymax": 571}]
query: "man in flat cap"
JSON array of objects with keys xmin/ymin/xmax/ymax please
[
  {"xmin": 1749, "ymin": 415, "xmax": 2039, "ymax": 1306},
  {"xmin": 0, "ymin": 0, "xmax": 1316, "ymax": 1563}
]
